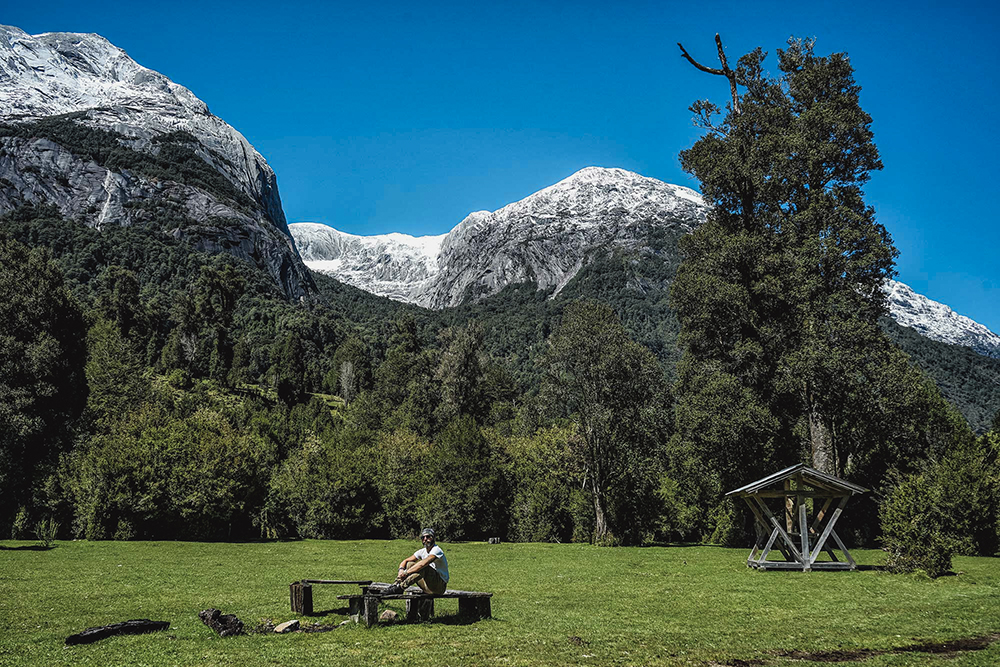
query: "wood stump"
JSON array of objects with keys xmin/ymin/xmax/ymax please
[
  {"xmin": 362, "ymin": 595, "xmax": 380, "ymax": 627},
  {"xmin": 289, "ymin": 582, "xmax": 313, "ymax": 615}
]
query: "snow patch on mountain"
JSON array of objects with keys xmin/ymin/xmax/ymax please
[
  {"xmin": 884, "ymin": 280, "xmax": 1000, "ymax": 359},
  {"xmin": 290, "ymin": 222, "xmax": 446, "ymax": 302}
]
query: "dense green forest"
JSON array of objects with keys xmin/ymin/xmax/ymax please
[{"xmin": 1, "ymin": 38, "xmax": 998, "ymax": 577}]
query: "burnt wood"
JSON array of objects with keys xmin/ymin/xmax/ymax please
[
  {"xmin": 198, "ymin": 609, "xmax": 244, "ymax": 637},
  {"xmin": 65, "ymin": 619, "xmax": 169, "ymax": 645}
]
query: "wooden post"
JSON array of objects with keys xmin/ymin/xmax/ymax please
[
  {"xmin": 810, "ymin": 497, "xmax": 834, "ymax": 534},
  {"xmin": 458, "ymin": 596, "xmax": 491, "ymax": 620},
  {"xmin": 784, "ymin": 479, "xmax": 794, "ymax": 532},
  {"xmin": 829, "ymin": 528, "xmax": 858, "ymax": 569},
  {"xmin": 362, "ymin": 594, "xmax": 379, "ymax": 627},
  {"xmin": 406, "ymin": 597, "xmax": 434, "ymax": 622},
  {"xmin": 757, "ymin": 526, "xmax": 781, "ymax": 567},
  {"xmin": 799, "ymin": 500, "xmax": 810, "ymax": 571},
  {"xmin": 290, "ymin": 582, "xmax": 313, "ymax": 615},
  {"xmin": 753, "ymin": 496, "xmax": 804, "ymax": 564},
  {"xmin": 809, "ymin": 495, "xmax": 848, "ymax": 564}
]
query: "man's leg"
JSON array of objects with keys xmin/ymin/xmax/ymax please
[{"xmin": 402, "ymin": 567, "xmax": 446, "ymax": 594}]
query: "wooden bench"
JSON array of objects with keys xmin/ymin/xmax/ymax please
[
  {"xmin": 289, "ymin": 580, "xmax": 373, "ymax": 615},
  {"xmin": 336, "ymin": 589, "xmax": 493, "ymax": 627}
]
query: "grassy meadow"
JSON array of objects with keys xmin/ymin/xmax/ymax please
[{"xmin": 2, "ymin": 539, "xmax": 999, "ymax": 666}]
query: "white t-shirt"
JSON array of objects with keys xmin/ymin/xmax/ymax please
[{"xmin": 413, "ymin": 545, "xmax": 449, "ymax": 582}]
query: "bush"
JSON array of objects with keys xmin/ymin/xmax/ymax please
[
  {"xmin": 167, "ymin": 368, "xmax": 192, "ymax": 390},
  {"xmin": 11, "ymin": 506, "xmax": 30, "ymax": 540},
  {"xmin": 66, "ymin": 403, "xmax": 275, "ymax": 540},
  {"xmin": 880, "ymin": 472, "xmax": 953, "ymax": 577},
  {"xmin": 497, "ymin": 426, "xmax": 578, "ymax": 543},
  {"xmin": 34, "ymin": 518, "xmax": 59, "ymax": 547},
  {"xmin": 261, "ymin": 435, "xmax": 379, "ymax": 539}
]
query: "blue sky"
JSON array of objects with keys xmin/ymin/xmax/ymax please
[{"xmin": 7, "ymin": 1, "xmax": 1000, "ymax": 332}]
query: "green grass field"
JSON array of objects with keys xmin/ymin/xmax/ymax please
[{"xmin": 2, "ymin": 540, "xmax": 999, "ymax": 666}]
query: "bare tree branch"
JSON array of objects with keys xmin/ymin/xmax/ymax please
[
  {"xmin": 678, "ymin": 33, "xmax": 740, "ymax": 115},
  {"xmin": 677, "ymin": 42, "xmax": 724, "ymax": 76}
]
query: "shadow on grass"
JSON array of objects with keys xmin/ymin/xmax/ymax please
[
  {"xmin": 311, "ymin": 607, "xmax": 352, "ymax": 616},
  {"xmin": 425, "ymin": 614, "xmax": 492, "ymax": 627},
  {"xmin": 0, "ymin": 544, "xmax": 54, "ymax": 551}
]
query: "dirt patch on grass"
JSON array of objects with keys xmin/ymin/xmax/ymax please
[
  {"xmin": 722, "ymin": 632, "xmax": 1000, "ymax": 665},
  {"xmin": 774, "ymin": 648, "xmax": 880, "ymax": 663}
]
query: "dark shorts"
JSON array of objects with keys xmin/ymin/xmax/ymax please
[{"xmin": 403, "ymin": 565, "xmax": 447, "ymax": 594}]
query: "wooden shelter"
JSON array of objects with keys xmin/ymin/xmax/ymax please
[{"xmin": 726, "ymin": 464, "xmax": 867, "ymax": 571}]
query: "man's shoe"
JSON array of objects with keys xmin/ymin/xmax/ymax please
[{"xmin": 383, "ymin": 583, "xmax": 404, "ymax": 596}]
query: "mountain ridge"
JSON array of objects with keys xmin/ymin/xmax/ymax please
[{"xmin": 290, "ymin": 167, "xmax": 1000, "ymax": 360}]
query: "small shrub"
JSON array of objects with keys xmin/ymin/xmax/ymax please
[
  {"xmin": 880, "ymin": 472, "xmax": 953, "ymax": 577},
  {"xmin": 11, "ymin": 506, "xmax": 30, "ymax": 539},
  {"xmin": 113, "ymin": 519, "xmax": 136, "ymax": 541},
  {"xmin": 34, "ymin": 518, "xmax": 59, "ymax": 547},
  {"xmin": 593, "ymin": 530, "xmax": 620, "ymax": 547}
]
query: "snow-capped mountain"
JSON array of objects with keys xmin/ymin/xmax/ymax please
[
  {"xmin": 0, "ymin": 25, "xmax": 312, "ymax": 298},
  {"xmin": 292, "ymin": 167, "xmax": 705, "ymax": 309},
  {"xmin": 885, "ymin": 280, "xmax": 1000, "ymax": 359},
  {"xmin": 292, "ymin": 222, "xmax": 445, "ymax": 302},
  {"xmin": 291, "ymin": 166, "xmax": 1000, "ymax": 359}
]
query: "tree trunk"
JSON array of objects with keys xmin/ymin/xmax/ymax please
[
  {"xmin": 807, "ymin": 392, "xmax": 835, "ymax": 475},
  {"xmin": 592, "ymin": 478, "xmax": 609, "ymax": 544}
]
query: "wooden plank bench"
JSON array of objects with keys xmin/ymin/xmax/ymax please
[
  {"xmin": 289, "ymin": 580, "xmax": 373, "ymax": 615},
  {"xmin": 336, "ymin": 589, "xmax": 493, "ymax": 627}
]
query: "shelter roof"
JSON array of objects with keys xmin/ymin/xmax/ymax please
[{"xmin": 725, "ymin": 463, "xmax": 868, "ymax": 497}]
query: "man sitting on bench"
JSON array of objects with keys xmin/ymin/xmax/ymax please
[{"xmin": 385, "ymin": 527, "xmax": 449, "ymax": 595}]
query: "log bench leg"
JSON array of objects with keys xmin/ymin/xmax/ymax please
[
  {"xmin": 362, "ymin": 595, "xmax": 380, "ymax": 628},
  {"xmin": 348, "ymin": 597, "xmax": 362, "ymax": 622},
  {"xmin": 458, "ymin": 597, "xmax": 491, "ymax": 620},
  {"xmin": 290, "ymin": 582, "xmax": 313, "ymax": 615},
  {"xmin": 406, "ymin": 597, "xmax": 434, "ymax": 622}
]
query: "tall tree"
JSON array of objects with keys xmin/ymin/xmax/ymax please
[
  {"xmin": 0, "ymin": 237, "xmax": 87, "ymax": 528},
  {"xmin": 673, "ymin": 36, "xmax": 898, "ymax": 482},
  {"xmin": 434, "ymin": 323, "xmax": 486, "ymax": 424},
  {"xmin": 543, "ymin": 301, "xmax": 668, "ymax": 544}
]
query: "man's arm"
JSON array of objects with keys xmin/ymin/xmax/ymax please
[
  {"xmin": 397, "ymin": 554, "xmax": 419, "ymax": 576},
  {"xmin": 398, "ymin": 553, "xmax": 437, "ymax": 578}
]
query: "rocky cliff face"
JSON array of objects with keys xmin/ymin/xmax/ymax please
[
  {"xmin": 0, "ymin": 25, "xmax": 313, "ymax": 299},
  {"xmin": 292, "ymin": 166, "xmax": 1000, "ymax": 359}
]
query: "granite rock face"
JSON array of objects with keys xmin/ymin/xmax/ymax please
[{"xmin": 0, "ymin": 24, "xmax": 313, "ymax": 299}]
